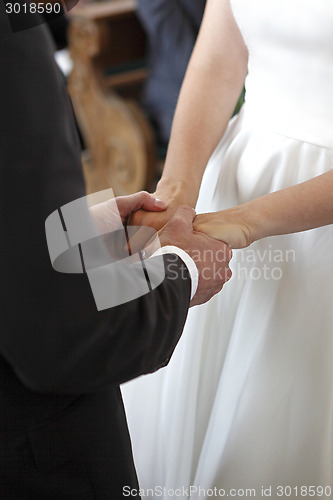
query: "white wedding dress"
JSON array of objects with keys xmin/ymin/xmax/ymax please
[{"xmin": 122, "ymin": 1, "xmax": 333, "ymax": 498}]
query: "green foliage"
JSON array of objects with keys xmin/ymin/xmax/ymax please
[{"xmin": 233, "ymin": 85, "xmax": 246, "ymax": 116}]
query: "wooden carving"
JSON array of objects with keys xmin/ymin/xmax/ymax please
[{"xmin": 68, "ymin": 0, "xmax": 155, "ymax": 196}]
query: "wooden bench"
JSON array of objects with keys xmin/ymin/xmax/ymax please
[{"xmin": 68, "ymin": 0, "xmax": 156, "ymax": 195}]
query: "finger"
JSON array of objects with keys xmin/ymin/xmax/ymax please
[
  {"xmin": 209, "ymin": 236, "xmax": 233, "ymax": 262},
  {"xmin": 125, "ymin": 225, "xmax": 159, "ymax": 255},
  {"xmin": 117, "ymin": 192, "xmax": 167, "ymax": 219},
  {"xmin": 194, "ymin": 231, "xmax": 233, "ymax": 262},
  {"xmin": 171, "ymin": 205, "xmax": 196, "ymax": 230},
  {"xmin": 140, "ymin": 193, "xmax": 168, "ymax": 212}
]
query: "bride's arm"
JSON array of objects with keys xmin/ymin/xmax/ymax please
[
  {"xmin": 193, "ymin": 170, "xmax": 333, "ymax": 248},
  {"xmin": 132, "ymin": 0, "xmax": 248, "ymax": 228}
]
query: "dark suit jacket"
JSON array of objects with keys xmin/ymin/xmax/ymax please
[{"xmin": 0, "ymin": 9, "xmax": 191, "ymax": 499}]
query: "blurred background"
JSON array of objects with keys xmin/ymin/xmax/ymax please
[
  {"xmin": 50, "ymin": 0, "xmax": 206, "ymax": 197},
  {"xmin": 51, "ymin": 0, "xmax": 242, "ymax": 198}
]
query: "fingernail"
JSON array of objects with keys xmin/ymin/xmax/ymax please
[{"xmin": 154, "ymin": 198, "xmax": 167, "ymax": 208}]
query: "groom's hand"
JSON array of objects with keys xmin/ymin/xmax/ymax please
[
  {"xmin": 90, "ymin": 191, "xmax": 168, "ymax": 235},
  {"xmin": 159, "ymin": 206, "xmax": 232, "ymax": 307}
]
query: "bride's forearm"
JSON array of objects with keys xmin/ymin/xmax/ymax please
[
  {"xmin": 243, "ymin": 170, "xmax": 333, "ymax": 242},
  {"xmin": 157, "ymin": 69, "xmax": 244, "ymax": 207},
  {"xmin": 157, "ymin": 0, "xmax": 248, "ymax": 207}
]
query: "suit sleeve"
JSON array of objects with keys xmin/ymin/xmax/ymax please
[{"xmin": 0, "ymin": 12, "xmax": 191, "ymax": 394}]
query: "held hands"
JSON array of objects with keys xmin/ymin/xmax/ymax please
[
  {"xmin": 91, "ymin": 191, "xmax": 234, "ymax": 306},
  {"xmin": 90, "ymin": 191, "xmax": 168, "ymax": 235},
  {"xmin": 193, "ymin": 207, "xmax": 253, "ymax": 249},
  {"xmin": 89, "ymin": 191, "xmax": 168, "ymax": 260},
  {"xmin": 129, "ymin": 181, "xmax": 194, "ymax": 233},
  {"xmin": 158, "ymin": 206, "xmax": 232, "ymax": 306},
  {"xmin": 126, "ymin": 184, "xmax": 255, "ymax": 251}
]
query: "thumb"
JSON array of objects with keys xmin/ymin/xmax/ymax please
[
  {"xmin": 139, "ymin": 192, "xmax": 168, "ymax": 212},
  {"xmin": 117, "ymin": 192, "xmax": 167, "ymax": 219}
]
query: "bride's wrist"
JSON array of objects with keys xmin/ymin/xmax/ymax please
[
  {"xmin": 156, "ymin": 177, "xmax": 199, "ymax": 208},
  {"xmin": 237, "ymin": 201, "xmax": 266, "ymax": 244},
  {"xmin": 220, "ymin": 204, "xmax": 258, "ymax": 246}
]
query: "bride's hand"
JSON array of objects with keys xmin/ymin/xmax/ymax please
[{"xmin": 193, "ymin": 208, "xmax": 253, "ymax": 249}]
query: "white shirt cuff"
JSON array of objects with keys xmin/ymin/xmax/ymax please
[{"xmin": 151, "ymin": 245, "xmax": 198, "ymax": 300}]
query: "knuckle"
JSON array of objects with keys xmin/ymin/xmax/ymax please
[
  {"xmin": 165, "ymin": 217, "xmax": 178, "ymax": 230},
  {"xmin": 140, "ymin": 190, "xmax": 150, "ymax": 200},
  {"xmin": 226, "ymin": 246, "xmax": 233, "ymax": 258},
  {"xmin": 177, "ymin": 205, "xmax": 196, "ymax": 216},
  {"xmin": 216, "ymin": 242, "xmax": 232, "ymax": 260}
]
